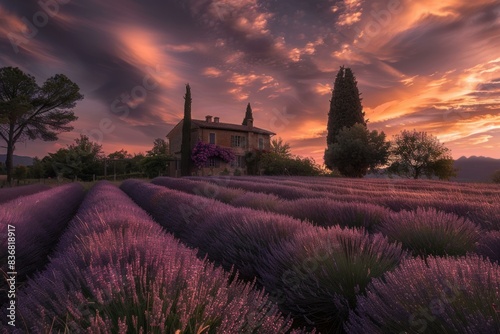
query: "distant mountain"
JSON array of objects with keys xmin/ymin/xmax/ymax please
[
  {"xmin": 0, "ymin": 154, "xmax": 34, "ymax": 166},
  {"xmin": 454, "ymin": 156, "xmax": 500, "ymax": 182}
]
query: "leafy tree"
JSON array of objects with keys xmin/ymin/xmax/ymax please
[
  {"xmin": 141, "ymin": 139, "xmax": 173, "ymax": 178},
  {"xmin": 325, "ymin": 66, "xmax": 366, "ymax": 170},
  {"xmin": 13, "ymin": 165, "xmax": 27, "ymax": 181},
  {"xmin": 181, "ymin": 84, "xmax": 192, "ymax": 176},
  {"xmin": 46, "ymin": 135, "xmax": 103, "ymax": 181},
  {"xmin": 106, "ymin": 150, "xmax": 132, "ymax": 176},
  {"xmin": 270, "ymin": 137, "xmax": 292, "ymax": 158},
  {"xmin": 0, "ymin": 67, "xmax": 83, "ymax": 184},
  {"xmin": 128, "ymin": 153, "xmax": 146, "ymax": 174},
  {"xmin": 491, "ymin": 169, "xmax": 500, "ymax": 184},
  {"xmin": 147, "ymin": 138, "xmax": 168, "ymax": 157},
  {"xmin": 246, "ymin": 139, "xmax": 321, "ymax": 176},
  {"xmin": 388, "ymin": 129, "xmax": 455, "ymax": 180},
  {"xmin": 242, "ymin": 102, "xmax": 253, "ymax": 125},
  {"xmin": 28, "ymin": 157, "xmax": 45, "ymax": 179},
  {"xmin": 326, "ymin": 123, "xmax": 390, "ymax": 178},
  {"xmin": 108, "ymin": 149, "xmax": 132, "ymax": 160}
]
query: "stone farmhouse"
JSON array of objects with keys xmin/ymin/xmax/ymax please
[{"xmin": 167, "ymin": 106, "xmax": 275, "ymax": 176}]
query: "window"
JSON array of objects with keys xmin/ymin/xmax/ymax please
[
  {"xmin": 209, "ymin": 132, "xmax": 216, "ymax": 144},
  {"xmin": 207, "ymin": 158, "xmax": 220, "ymax": 168},
  {"xmin": 231, "ymin": 135, "xmax": 246, "ymax": 148},
  {"xmin": 231, "ymin": 155, "xmax": 246, "ymax": 168},
  {"xmin": 258, "ymin": 137, "xmax": 264, "ymax": 150}
]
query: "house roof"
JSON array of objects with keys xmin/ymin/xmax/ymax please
[{"xmin": 191, "ymin": 119, "xmax": 276, "ymax": 135}]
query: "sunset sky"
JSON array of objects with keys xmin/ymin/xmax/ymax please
[{"xmin": 1, "ymin": 0, "xmax": 499, "ymax": 163}]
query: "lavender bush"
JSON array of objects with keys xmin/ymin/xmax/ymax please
[
  {"xmin": 122, "ymin": 179, "xmax": 308, "ymax": 282},
  {"xmin": 152, "ymin": 176, "xmax": 245, "ymax": 204},
  {"xmin": 13, "ymin": 181, "xmax": 307, "ymax": 333},
  {"xmin": 0, "ymin": 183, "xmax": 84, "ymax": 300},
  {"xmin": 187, "ymin": 207, "xmax": 308, "ymax": 281},
  {"xmin": 230, "ymin": 191, "xmax": 285, "ymax": 212},
  {"xmin": 376, "ymin": 207, "xmax": 481, "ymax": 257},
  {"xmin": 0, "ymin": 184, "xmax": 50, "ymax": 204},
  {"xmin": 476, "ymin": 230, "xmax": 500, "ymax": 263},
  {"xmin": 190, "ymin": 177, "xmax": 321, "ymax": 200},
  {"xmin": 121, "ymin": 179, "xmax": 217, "ymax": 240},
  {"xmin": 276, "ymin": 198, "xmax": 391, "ymax": 231},
  {"xmin": 347, "ymin": 255, "xmax": 500, "ymax": 333},
  {"xmin": 257, "ymin": 226, "xmax": 406, "ymax": 333}
]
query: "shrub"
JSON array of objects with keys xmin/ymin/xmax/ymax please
[
  {"xmin": 347, "ymin": 255, "xmax": 500, "ymax": 333},
  {"xmin": 187, "ymin": 207, "xmax": 308, "ymax": 281},
  {"xmin": 0, "ymin": 183, "xmax": 50, "ymax": 204},
  {"xmin": 230, "ymin": 191, "xmax": 285, "ymax": 212},
  {"xmin": 152, "ymin": 177, "xmax": 245, "ymax": 204},
  {"xmin": 190, "ymin": 177, "xmax": 320, "ymax": 200},
  {"xmin": 257, "ymin": 226, "xmax": 405, "ymax": 333},
  {"xmin": 476, "ymin": 230, "xmax": 500, "ymax": 263},
  {"xmin": 0, "ymin": 183, "xmax": 84, "ymax": 301},
  {"xmin": 123, "ymin": 179, "xmax": 308, "ymax": 282},
  {"xmin": 121, "ymin": 179, "xmax": 217, "ymax": 240},
  {"xmin": 276, "ymin": 198, "xmax": 391, "ymax": 231},
  {"xmin": 15, "ymin": 181, "xmax": 305, "ymax": 333},
  {"xmin": 492, "ymin": 169, "xmax": 500, "ymax": 184},
  {"xmin": 376, "ymin": 207, "xmax": 481, "ymax": 257}
]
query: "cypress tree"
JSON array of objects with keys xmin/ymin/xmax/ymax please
[
  {"xmin": 324, "ymin": 66, "xmax": 366, "ymax": 170},
  {"xmin": 180, "ymin": 84, "xmax": 192, "ymax": 176},
  {"xmin": 242, "ymin": 102, "xmax": 253, "ymax": 125}
]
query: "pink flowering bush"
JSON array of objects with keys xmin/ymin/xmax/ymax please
[{"xmin": 191, "ymin": 141, "xmax": 235, "ymax": 169}]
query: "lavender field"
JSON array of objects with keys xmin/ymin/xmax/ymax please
[{"xmin": 1, "ymin": 177, "xmax": 499, "ymax": 333}]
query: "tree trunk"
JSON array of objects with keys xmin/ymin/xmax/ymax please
[
  {"xmin": 5, "ymin": 123, "xmax": 15, "ymax": 186},
  {"xmin": 414, "ymin": 168, "xmax": 420, "ymax": 179}
]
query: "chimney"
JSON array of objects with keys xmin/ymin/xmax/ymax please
[
  {"xmin": 214, "ymin": 117, "xmax": 220, "ymax": 123},
  {"xmin": 205, "ymin": 115, "xmax": 212, "ymax": 123}
]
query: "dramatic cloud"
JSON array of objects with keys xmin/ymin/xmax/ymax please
[{"xmin": 0, "ymin": 0, "xmax": 499, "ymax": 162}]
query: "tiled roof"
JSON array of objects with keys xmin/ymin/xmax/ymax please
[{"xmin": 191, "ymin": 119, "xmax": 275, "ymax": 135}]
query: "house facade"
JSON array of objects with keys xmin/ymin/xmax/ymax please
[{"xmin": 167, "ymin": 113, "xmax": 275, "ymax": 176}]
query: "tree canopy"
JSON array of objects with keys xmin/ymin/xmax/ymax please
[
  {"xmin": 141, "ymin": 138, "xmax": 172, "ymax": 178},
  {"xmin": 45, "ymin": 135, "xmax": 103, "ymax": 181},
  {"xmin": 325, "ymin": 124, "xmax": 390, "ymax": 178},
  {"xmin": 0, "ymin": 66, "xmax": 83, "ymax": 184},
  {"xmin": 388, "ymin": 129, "xmax": 456, "ymax": 180},
  {"xmin": 325, "ymin": 66, "xmax": 366, "ymax": 157}
]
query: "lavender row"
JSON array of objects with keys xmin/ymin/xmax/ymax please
[
  {"xmin": 152, "ymin": 177, "xmax": 390, "ymax": 232},
  {"xmin": 0, "ymin": 184, "xmax": 51, "ymax": 205},
  {"xmin": 10, "ymin": 181, "xmax": 302, "ymax": 333},
  {"xmin": 0, "ymin": 183, "xmax": 84, "ymax": 303},
  {"xmin": 254, "ymin": 176, "xmax": 500, "ymax": 195},
  {"xmin": 218, "ymin": 176, "xmax": 500, "ymax": 204},
  {"xmin": 122, "ymin": 179, "xmax": 406, "ymax": 333},
  {"xmin": 347, "ymin": 255, "xmax": 500, "ymax": 333},
  {"xmin": 153, "ymin": 177, "xmax": 500, "ymax": 262},
  {"xmin": 188, "ymin": 177, "xmax": 499, "ymax": 230}
]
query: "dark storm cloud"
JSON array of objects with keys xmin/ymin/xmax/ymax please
[
  {"xmin": 0, "ymin": 0, "xmax": 499, "ymax": 160},
  {"xmin": 384, "ymin": 2, "xmax": 500, "ymax": 75}
]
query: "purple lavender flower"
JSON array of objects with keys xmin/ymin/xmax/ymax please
[
  {"xmin": 12, "ymin": 181, "xmax": 309, "ymax": 333},
  {"xmin": 0, "ymin": 184, "xmax": 50, "ymax": 204},
  {"xmin": 0, "ymin": 183, "xmax": 84, "ymax": 301},
  {"xmin": 376, "ymin": 207, "xmax": 481, "ymax": 257},
  {"xmin": 347, "ymin": 255, "xmax": 500, "ymax": 334}
]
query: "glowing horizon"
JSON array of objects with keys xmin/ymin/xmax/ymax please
[{"xmin": 1, "ymin": 0, "xmax": 499, "ymax": 163}]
